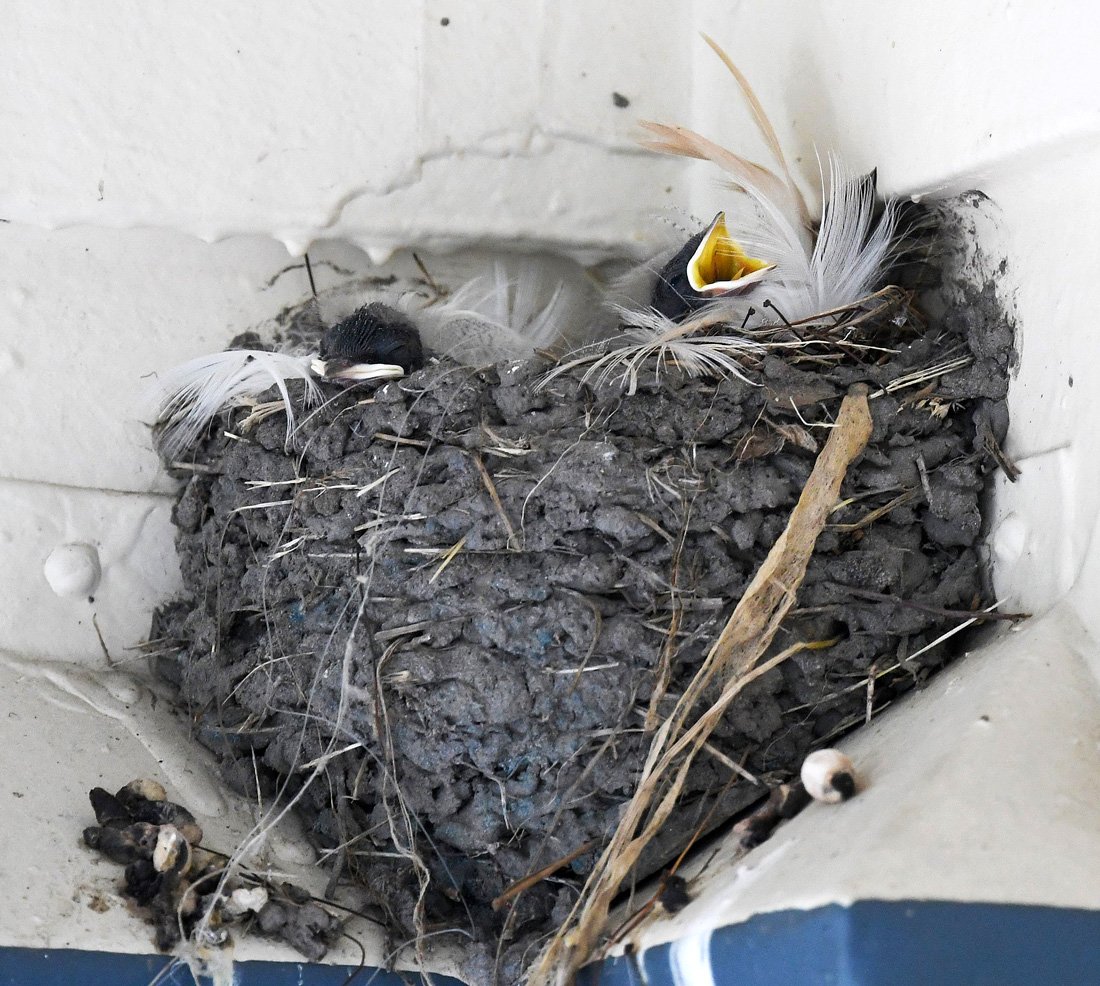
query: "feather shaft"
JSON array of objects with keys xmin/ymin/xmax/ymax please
[{"xmin": 700, "ymin": 33, "xmax": 811, "ymax": 227}]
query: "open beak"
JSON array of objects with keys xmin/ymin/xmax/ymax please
[{"xmin": 686, "ymin": 212, "xmax": 774, "ymax": 295}]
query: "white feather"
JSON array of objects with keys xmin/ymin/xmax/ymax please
[
  {"xmin": 582, "ymin": 151, "xmax": 901, "ymax": 392},
  {"xmin": 811, "ymin": 157, "xmax": 899, "ymax": 309},
  {"xmin": 151, "ymin": 349, "xmax": 319, "ymax": 460},
  {"xmin": 541, "ymin": 299, "xmax": 773, "ymax": 395},
  {"xmin": 416, "ymin": 261, "xmax": 598, "ymax": 364},
  {"xmin": 580, "ymin": 161, "xmax": 901, "ymax": 393},
  {"xmin": 602, "ymin": 161, "xmax": 899, "ymax": 358},
  {"xmin": 708, "ymin": 153, "xmax": 898, "ymax": 326}
]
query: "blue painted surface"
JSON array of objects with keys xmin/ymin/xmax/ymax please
[
  {"xmin": 0, "ymin": 947, "xmax": 465, "ymax": 986},
  {"xmin": 4, "ymin": 902, "xmax": 1099, "ymax": 985},
  {"xmin": 582, "ymin": 901, "xmax": 1100, "ymax": 985}
]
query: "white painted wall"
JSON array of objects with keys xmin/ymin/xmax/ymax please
[
  {"xmin": 4, "ymin": 1, "xmax": 688, "ymax": 258},
  {"xmin": 3, "ymin": 0, "xmax": 1098, "ymax": 974}
]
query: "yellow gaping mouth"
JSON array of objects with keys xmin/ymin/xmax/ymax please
[{"xmin": 687, "ymin": 212, "xmax": 774, "ymax": 294}]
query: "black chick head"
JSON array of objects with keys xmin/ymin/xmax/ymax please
[{"xmin": 319, "ymin": 303, "xmax": 424, "ymax": 377}]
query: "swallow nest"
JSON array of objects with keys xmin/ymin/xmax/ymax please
[{"xmin": 145, "ymin": 201, "xmax": 1013, "ymax": 985}]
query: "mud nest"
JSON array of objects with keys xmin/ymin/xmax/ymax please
[{"xmin": 150, "ymin": 230, "xmax": 1013, "ymax": 983}]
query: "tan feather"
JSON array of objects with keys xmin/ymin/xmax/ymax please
[
  {"xmin": 638, "ymin": 120, "xmax": 793, "ymax": 210},
  {"xmin": 699, "ymin": 33, "xmax": 810, "ymax": 227},
  {"xmin": 638, "ymin": 36, "xmax": 812, "ymax": 230}
]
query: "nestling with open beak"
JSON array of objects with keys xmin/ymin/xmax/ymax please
[
  {"xmin": 651, "ymin": 210, "xmax": 774, "ymax": 319},
  {"xmin": 637, "ymin": 73, "xmax": 898, "ymax": 326}
]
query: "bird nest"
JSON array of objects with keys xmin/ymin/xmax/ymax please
[
  {"xmin": 144, "ymin": 206, "xmax": 1014, "ymax": 982},
  {"xmin": 126, "ymin": 33, "xmax": 1022, "ymax": 982}
]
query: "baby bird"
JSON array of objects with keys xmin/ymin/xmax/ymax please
[{"xmin": 312, "ymin": 303, "xmax": 424, "ymax": 382}]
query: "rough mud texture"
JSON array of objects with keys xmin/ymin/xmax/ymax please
[{"xmin": 150, "ymin": 204, "xmax": 1013, "ymax": 984}]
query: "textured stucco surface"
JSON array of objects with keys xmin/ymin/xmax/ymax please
[{"xmin": 3, "ymin": 1, "xmax": 689, "ymax": 258}]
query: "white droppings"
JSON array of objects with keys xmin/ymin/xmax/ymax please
[
  {"xmin": 153, "ymin": 824, "xmax": 185, "ymax": 872},
  {"xmin": 801, "ymin": 748, "xmax": 857, "ymax": 804},
  {"xmin": 224, "ymin": 886, "xmax": 269, "ymax": 916},
  {"xmin": 42, "ymin": 542, "xmax": 101, "ymax": 598}
]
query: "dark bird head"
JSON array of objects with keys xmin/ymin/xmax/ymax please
[
  {"xmin": 317, "ymin": 303, "xmax": 425, "ymax": 381},
  {"xmin": 650, "ymin": 226, "xmax": 711, "ymax": 321}
]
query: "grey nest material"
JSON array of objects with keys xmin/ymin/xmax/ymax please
[{"xmin": 150, "ymin": 255, "xmax": 1012, "ymax": 983}]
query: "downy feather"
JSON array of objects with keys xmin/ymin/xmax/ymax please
[
  {"xmin": 581, "ymin": 38, "xmax": 901, "ymax": 390},
  {"xmin": 416, "ymin": 261, "xmax": 596, "ymax": 363},
  {"xmin": 152, "ymin": 349, "xmax": 319, "ymax": 460}
]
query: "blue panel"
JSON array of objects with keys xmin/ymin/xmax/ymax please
[
  {"xmin": 844, "ymin": 900, "xmax": 1100, "ymax": 986},
  {"xmin": 0, "ymin": 947, "xmax": 466, "ymax": 986},
  {"xmin": 6, "ymin": 903, "xmax": 1100, "ymax": 986},
  {"xmin": 580, "ymin": 901, "xmax": 1100, "ymax": 986}
]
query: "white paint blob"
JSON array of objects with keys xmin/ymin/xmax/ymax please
[{"xmin": 42, "ymin": 542, "xmax": 101, "ymax": 598}]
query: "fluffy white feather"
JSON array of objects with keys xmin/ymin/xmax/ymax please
[
  {"xmin": 541, "ymin": 295, "xmax": 843, "ymax": 396},
  {"xmin": 811, "ymin": 158, "xmax": 899, "ymax": 310},
  {"xmin": 582, "ymin": 158, "xmax": 901, "ymax": 393},
  {"xmin": 710, "ymin": 153, "xmax": 899, "ymax": 326},
  {"xmin": 573, "ymin": 35, "xmax": 906, "ymax": 395},
  {"xmin": 152, "ymin": 349, "xmax": 319, "ymax": 460},
  {"xmin": 416, "ymin": 260, "xmax": 598, "ymax": 364}
]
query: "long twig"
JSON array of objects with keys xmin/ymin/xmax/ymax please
[
  {"xmin": 837, "ymin": 585, "xmax": 1028, "ymax": 622},
  {"xmin": 828, "ymin": 488, "xmax": 920, "ymax": 532},
  {"xmin": 491, "ymin": 841, "xmax": 597, "ymax": 911},
  {"xmin": 644, "ymin": 506, "xmax": 692, "ymax": 730}
]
